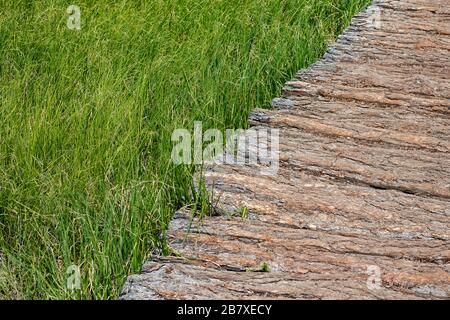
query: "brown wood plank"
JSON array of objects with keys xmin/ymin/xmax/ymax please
[{"xmin": 121, "ymin": 0, "xmax": 450, "ymax": 300}]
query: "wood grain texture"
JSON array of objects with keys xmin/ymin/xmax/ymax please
[{"xmin": 121, "ymin": 0, "xmax": 450, "ymax": 300}]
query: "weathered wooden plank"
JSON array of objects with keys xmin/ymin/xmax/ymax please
[
  {"xmin": 203, "ymin": 166, "xmax": 450, "ymax": 241},
  {"xmin": 121, "ymin": 0, "xmax": 450, "ymax": 300},
  {"xmin": 121, "ymin": 257, "xmax": 444, "ymax": 300}
]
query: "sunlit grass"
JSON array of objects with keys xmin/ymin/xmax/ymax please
[{"xmin": 0, "ymin": 0, "xmax": 369, "ymax": 299}]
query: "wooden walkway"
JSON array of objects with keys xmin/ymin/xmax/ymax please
[{"xmin": 121, "ymin": 0, "xmax": 450, "ymax": 299}]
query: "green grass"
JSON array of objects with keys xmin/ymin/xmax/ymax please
[{"xmin": 0, "ymin": 0, "xmax": 369, "ymax": 299}]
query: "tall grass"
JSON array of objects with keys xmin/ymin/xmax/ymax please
[{"xmin": 0, "ymin": 0, "xmax": 369, "ymax": 299}]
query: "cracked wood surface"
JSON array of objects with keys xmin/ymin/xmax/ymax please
[{"xmin": 121, "ymin": 0, "xmax": 450, "ymax": 300}]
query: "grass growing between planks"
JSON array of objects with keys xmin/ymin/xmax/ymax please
[{"xmin": 0, "ymin": 0, "xmax": 370, "ymax": 299}]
